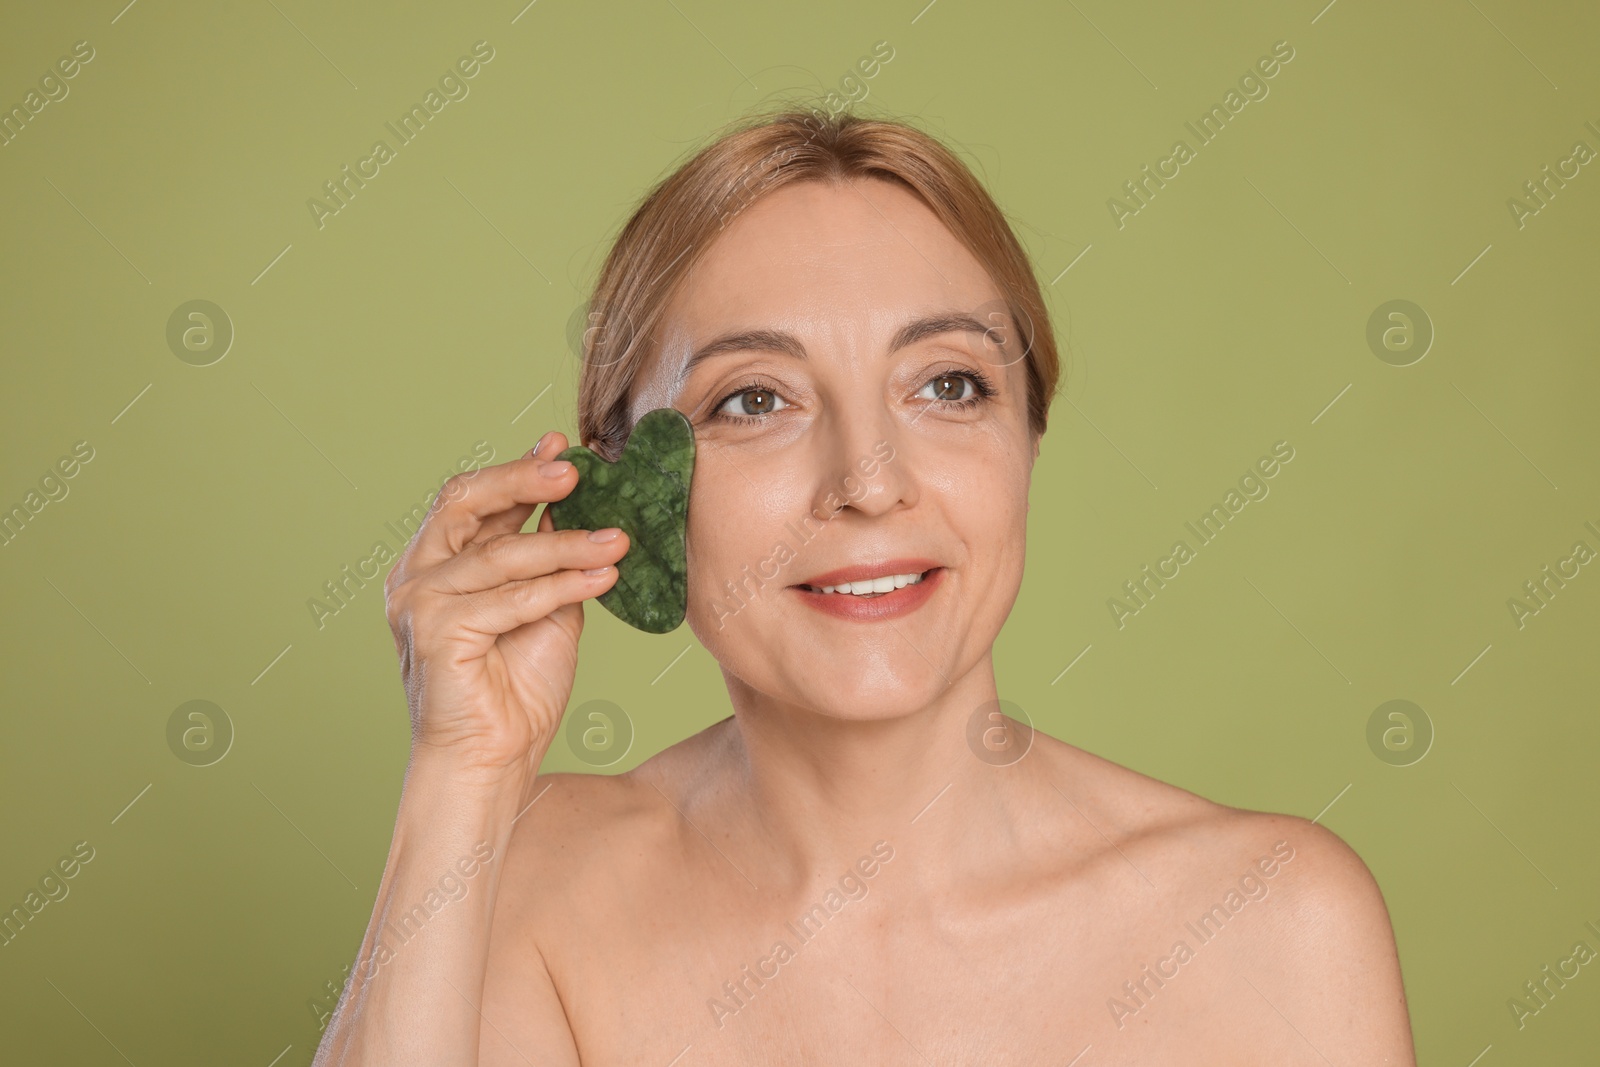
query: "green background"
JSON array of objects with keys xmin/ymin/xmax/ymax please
[{"xmin": 2, "ymin": 0, "xmax": 1597, "ymax": 1062}]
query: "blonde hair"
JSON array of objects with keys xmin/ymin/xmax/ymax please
[{"xmin": 574, "ymin": 106, "xmax": 1062, "ymax": 460}]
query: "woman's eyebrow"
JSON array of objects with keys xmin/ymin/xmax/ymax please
[{"xmin": 676, "ymin": 311, "xmax": 995, "ymax": 386}]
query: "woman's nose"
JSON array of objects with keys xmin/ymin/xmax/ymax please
[{"xmin": 813, "ymin": 420, "xmax": 914, "ymax": 519}]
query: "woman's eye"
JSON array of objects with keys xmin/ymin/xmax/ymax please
[
  {"xmin": 917, "ymin": 373, "xmax": 974, "ymax": 403},
  {"xmin": 716, "ymin": 387, "xmax": 787, "ymax": 419}
]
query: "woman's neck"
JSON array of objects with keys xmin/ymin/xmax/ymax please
[{"xmin": 711, "ymin": 654, "xmax": 1047, "ymax": 894}]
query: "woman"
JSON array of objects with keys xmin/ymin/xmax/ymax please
[{"xmin": 315, "ymin": 108, "xmax": 1416, "ymax": 1065}]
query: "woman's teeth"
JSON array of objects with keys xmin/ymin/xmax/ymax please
[{"xmin": 813, "ymin": 571, "xmax": 926, "ymax": 596}]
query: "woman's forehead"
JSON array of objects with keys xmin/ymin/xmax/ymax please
[{"xmin": 631, "ymin": 179, "xmax": 1004, "ymax": 409}]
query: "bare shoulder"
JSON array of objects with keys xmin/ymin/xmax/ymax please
[
  {"xmin": 1039, "ymin": 737, "xmax": 1415, "ymax": 1060},
  {"xmin": 1209, "ymin": 809, "xmax": 1415, "ymax": 1062},
  {"xmin": 1171, "ymin": 801, "xmax": 1406, "ymax": 973},
  {"xmin": 497, "ymin": 719, "xmax": 731, "ymax": 917},
  {"xmin": 1033, "ymin": 733, "xmax": 1389, "ymax": 902},
  {"xmin": 477, "ymin": 736, "xmax": 721, "ymax": 1067}
]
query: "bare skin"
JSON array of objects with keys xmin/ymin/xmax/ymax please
[{"xmin": 315, "ymin": 178, "xmax": 1415, "ymax": 1066}]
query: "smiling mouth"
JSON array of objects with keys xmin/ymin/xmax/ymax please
[{"xmin": 797, "ymin": 568, "xmax": 936, "ymax": 597}]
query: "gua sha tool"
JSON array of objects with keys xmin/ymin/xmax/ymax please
[{"xmin": 546, "ymin": 407, "xmax": 694, "ymax": 634}]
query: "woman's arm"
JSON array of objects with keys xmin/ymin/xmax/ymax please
[
  {"xmin": 313, "ymin": 754, "xmax": 535, "ymax": 1065},
  {"xmin": 1249, "ymin": 817, "xmax": 1417, "ymax": 1065},
  {"xmin": 313, "ymin": 431, "xmax": 626, "ymax": 1065}
]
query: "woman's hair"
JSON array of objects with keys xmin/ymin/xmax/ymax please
[{"xmin": 573, "ymin": 106, "xmax": 1063, "ymax": 460}]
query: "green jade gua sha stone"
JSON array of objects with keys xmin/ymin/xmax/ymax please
[{"xmin": 545, "ymin": 407, "xmax": 694, "ymax": 634}]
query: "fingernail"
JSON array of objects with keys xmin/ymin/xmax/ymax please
[
  {"xmin": 582, "ymin": 566, "xmax": 612, "ymax": 576},
  {"xmin": 587, "ymin": 528, "xmax": 621, "ymax": 543},
  {"xmin": 530, "ymin": 431, "xmax": 553, "ymax": 457},
  {"xmin": 539, "ymin": 460, "xmax": 573, "ymax": 477}
]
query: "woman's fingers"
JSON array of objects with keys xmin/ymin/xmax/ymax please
[
  {"xmin": 407, "ymin": 433, "xmax": 578, "ymax": 568},
  {"xmin": 424, "ymin": 527, "xmax": 630, "ymax": 595},
  {"xmin": 422, "ymin": 567, "xmax": 619, "ymax": 647},
  {"xmin": 470, "ymin": 431, "xmax": 572, "ymax": 544}
]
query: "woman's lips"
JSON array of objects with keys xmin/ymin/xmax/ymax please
[
  {"xmin": 794, "ymin": 557, "xmax": 943, "ymax": 589},
  {"xmin": 789, "ymin": 566, "xmax": 945, "ymax": 621}
]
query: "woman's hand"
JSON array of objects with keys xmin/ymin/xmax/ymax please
[
  {"xmin": 313, "ymin": 433, "xmax": 613, "ymax": 1066},
  {"xmin": 382, "ymin": 431, "xmax": 629, "ymax": 784}
]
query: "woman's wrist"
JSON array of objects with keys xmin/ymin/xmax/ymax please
[
  {"xmin": 319, "ymin": 743, "xmax": 545, "ymax": 1063},
  {"xmin": 402, "ymin": 737, "xmax": 548, "ymax": 813}
]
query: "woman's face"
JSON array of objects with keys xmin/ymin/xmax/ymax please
[{"xmin": 629, "ymin": 176, "xmax": 1040, "ymax": 720}]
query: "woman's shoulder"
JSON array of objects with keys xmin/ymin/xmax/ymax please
[
  {"xmin": 1038, "ymin": 731, "xmax": 1378, "ymax": 880},
  {"xmin": 499, "ymin": 718, "xmax": 732, "ymax": 891},
  {"xmin": 1035, "ymin": 732, "xmax": 1396, "ymax": 952},
  {"xmin": 1042, "ymin": 734, "xmax": 1409, "ymax": 1035},
  {"xmin": 1036, "ymin": 737, "xmax": 1413, "ymax": 1057}
]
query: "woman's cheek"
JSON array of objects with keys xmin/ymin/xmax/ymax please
[
  {"xmin": 684, "ymin": 462, "xmax": 785, "ymax": 633},
  {"xmin": 945, "ymin": 441, "xmax": 1028, "ymax": 547}
]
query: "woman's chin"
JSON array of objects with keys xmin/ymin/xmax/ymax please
[{"xmin": 781, "ymin": 672, "xmax": 955, "ymax": 722}]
